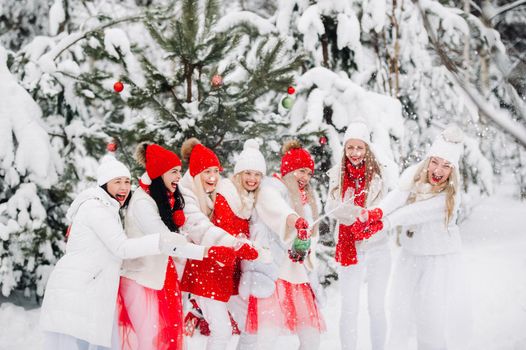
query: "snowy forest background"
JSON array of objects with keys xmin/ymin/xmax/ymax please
[{"xmin": 1, "ymin": 0, "xmax": 526, "ymax": 307}]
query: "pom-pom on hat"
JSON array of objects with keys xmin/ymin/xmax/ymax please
[
  {"xmin": 135, "ymin": 143, "xmax": 182, "ymax": 180},
  {"xmin": 343, "ymin": 121, "xmax": 371, "ymax": 145},
  {"xmin": 234, "ymin": 139, "xmax": 266, "ymax": 175},
  {"xmin": 280, "ymin": 140, "xmax": 314, "ymax": 177},
  {"xmin": 427, "ymin": 125, "xmax": 464, "ymax": 168},
  {"xmin": 181, "ymin": 138, "xmax": 223, "ymax": 177},
  {"xmin": 96, "ymin": 154, "xmax": 131, "ymax": 186}
]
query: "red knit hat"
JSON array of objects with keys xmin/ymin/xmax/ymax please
[
  {"xmin": 189, "ymin": 144, "xmax": 223, "ymax": 177},
  {"xmin": 145, "ymin": 144, "xmax": 182, "ymax": 179},
  {"xmin": 280, "ymin": 140, "xmax": 315, "ymax": 177}
]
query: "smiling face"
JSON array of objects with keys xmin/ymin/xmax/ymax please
[
  {"xmin": 106, "ymin": 177, "xmax": 131, "ymax": 206},
  {"xmin": 200, "ymin": 166, "xmax": 220, "ymax": 193},
  {"xmin": 240, "ymin": 170, "xmax": 263, "ymax": 192},
  {"xmin": 161, "ymin": 166, "xmax": 182, "ymax": 192},
  {"xmin": 427, "ymin": 157, "xmax": 453, "ymax": 186},
  {"xmin": 345, "ymin": 139, "xmax": 367, "ymax": 166},
  {"xmin": 293, "ymin": 167, "xmax": 312, "ymax": 190}
]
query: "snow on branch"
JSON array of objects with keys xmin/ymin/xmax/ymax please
[
  {"xmin": 484, "ymin": 0, "xmax": 526, "ymax": 21},
  {"xmin": 0, "ymin": 47, "xmax": 60, "ymax": 189},
  {"xmin": 213, "ymin": 11, "xmax": 277, "ymax": 35},
  {"xmin": 420, "ymin": 0, "xmax": 469, "ymax": 35},
  {"xmin": 416, "ymin": 0, "xmax": 526, "ymax": 148},
  {"xmin": 290, "ymin": 67, "xmax": 404, "ymax": 184}
]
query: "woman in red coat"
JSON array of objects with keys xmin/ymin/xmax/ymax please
[{"xmin": 180, "ymin": 140, "xmax": 261, "ymax": 350}]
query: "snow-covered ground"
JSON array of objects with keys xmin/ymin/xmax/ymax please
[{"xmin": 1, "ymin": 183, "xmax": 526, "ymax": 350}]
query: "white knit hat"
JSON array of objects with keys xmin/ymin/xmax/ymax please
[
  {"xmin": 234, "ymin": 139, "xmax": 267, "ymax": 175},
  {"xmin": 343, "ymin": 121, "xmax": 371, "ymax": 144},
  {"xmin": 427, "ymin": 125, "xmax": 464, "ymax": 168},
  {"xmin": 96, "ymin": 154, "xmax": 131, "ymax": 186}
]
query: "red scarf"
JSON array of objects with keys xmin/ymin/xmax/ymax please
[{"xmin": 335, "ymin": 160, "xmax": 367, "ymax": 266}]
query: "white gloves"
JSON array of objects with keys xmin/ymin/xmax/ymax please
[
  {"xmin": 331, "ymin": 202, "xmax": 362, "ymax": 225},
  {"xmin": 158, "ymin": 231, "xmax": 189, "ymax": 255}
]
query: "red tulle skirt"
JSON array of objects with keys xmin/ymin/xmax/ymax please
[
  {"xmin": 245, "ymin": 279, "xmax": 325, "ymax": 334},
  {"xmin": 245, "ymin": 291, "xmax": 285, "ymax": 334},
  {"xmin": 117, "ymin": 259, "xmax": 183, "ymax": 350}
]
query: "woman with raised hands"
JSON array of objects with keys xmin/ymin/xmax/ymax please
[
  {"xmin": 117, "ymin": 143, "xmax": 234, "ymax": 350},
  {"xmin": 325, "ymin": 121, "xmax": 390, "ymax": 350},
  {"xmin": 40, "ymin": 151, "xmax": 189, "ymax": 350},
  {"xmin": 378, "ymin": 125, "xmax": 471, "ymax": 350}
]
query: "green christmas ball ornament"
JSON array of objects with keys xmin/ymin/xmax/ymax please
[
  {"xmin": 281, "ymin": 95, "xmax": 294, "ymax": 109},
  {"xmin": 292, "ymin": 237, "xmax": 311, "ymax": 252}
]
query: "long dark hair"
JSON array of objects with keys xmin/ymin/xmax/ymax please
[{"xmin": 149, "ymin": 177, "xmax": 185, "ymax": 232}]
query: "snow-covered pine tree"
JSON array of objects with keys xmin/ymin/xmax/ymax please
[
  {"xmin": 0, "ymin": 46, "xmax": 64, "ymax": 300},
  {"xmin": 74, "ymin": 0, "xmax": 303, "ymax": 175},
  {"xmin": 0, "ymin": 0, "xmax": 155, "ymax": 300}
]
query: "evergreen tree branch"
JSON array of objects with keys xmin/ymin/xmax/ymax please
[{"xmin": 51, "ymin": 14, "xmax": 153, "ymax": 60}]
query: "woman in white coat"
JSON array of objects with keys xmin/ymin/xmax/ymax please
[
  {"xmin": 40, "ymin": 152, "xmax": 189, "ymax": 350},
  {"xmin": 379, "ymin": 125, "xmax": 471, "ymax": 350},
  {"xmin": 231, "ymin": 140, "xmax": 325, "ymax": 350},
  {"xmin": 325, "ymin": 121, "xmax": 389, "ymax": 350}
]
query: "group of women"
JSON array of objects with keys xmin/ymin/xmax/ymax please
[{"xmin": 39, "ymin": 121, "xmax": 471, "ymax": 350}]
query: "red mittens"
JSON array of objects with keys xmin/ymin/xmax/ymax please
[
  {"xmin": 295, "ymin": 217, "xmax": 310, "ymax": 240},
  {"xmin": 236, "ymin": 243, "xmax": 259, "ymax": 261},
  {"xmin": 207, "ymin": 246, "xmax": 236, "ymax": 266},
  {"xmin": 351, "ymin": 218, "xmax": 384, "ymax": 240},
  {"xmin": 172, "ymin": 209, "xmax": 186, "ymax": 227},
  {"xmin": 367, "ymin": 208, "xmax": 383, "ymax": 223}
]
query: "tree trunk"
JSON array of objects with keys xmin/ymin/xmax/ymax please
[
  {"xmin": 391, "ymin": 0, "xmax": 401, "ymax": 96},
  {"xmin": 463, "ymin": 0, "xmax": 470, "ymax": 78},
  {"xmin": 185, "ymin": 62, "xmax": 193, "ymax": 103},
  {"xmin": 321, "ymin": 33, "xmax": 329, "ymax": 67}
]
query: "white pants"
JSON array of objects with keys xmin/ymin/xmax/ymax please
[
  {"xmin": 339, "ymin": 245, "xmax": 391, "ymax": 350},
  {"xmin": 196, "ymin": 296, "xmax": 235, "ymax": 350},
  {"xmin": 386, "ymin": 249, "xmax": 471, "ymax": 350},
  {"xmin": 43, "ymin": 312, "xmax": 120, "ymax": 350}
]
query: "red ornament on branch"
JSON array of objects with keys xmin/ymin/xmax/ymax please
[
  {"xmin": 113, "ymin": 81, "xmax": 124, "ymax": 93},
  {"xmin": 287, "ymin": 86, "xmax": 296, "ymax": 95},
  {"xmin": 107, "ymin": 139, "xmax": 118, "ymax": 152},
  {"xmin": 211, "ymin": 74, "xmax": 223, "ymax": 88},
  {"xmin": 319, "ymin": 136, "xmax": 327, "ymax": 145}
]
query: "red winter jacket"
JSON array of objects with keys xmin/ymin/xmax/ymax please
[{"xmin": 181, "ymin": 193, "xmax": 249, "ymax": 302}]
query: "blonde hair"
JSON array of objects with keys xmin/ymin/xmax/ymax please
[
  {"xmin": 192, "ymin": 173, "xmax": 217, "ymax": 218},
  {"xmin": 332, "ymin": 143, "xmax": 383, "ymax": 202},
  {"xmin": 231, "ymin": 172, "xmax": 260, "ymax": 215},
  {"xmin": 282, "ymin": 172, "xmax": 320, "ymax": 237},
  {"xmin": 409, "ymin": 158, "xmax": 458, "ymax": 225}
]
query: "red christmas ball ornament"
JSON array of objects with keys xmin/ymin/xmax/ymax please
[
  {"xmin": 319, "ymin": 136, "xmax": 328, "ymax": 145},
  {"xmin": 287, "ymin": 86, "xmax": 296, "ymax": 95},
  {"xmin": 211, "ymin": 74, "xmax": 223, "ymax": 88},
  {"xmin": 113, "ymin": 81, "xmax": 124, "ymax": 93},
  {"xmin": 106, "ymin": 138, "xmax": 118, "ymax": 152}
]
